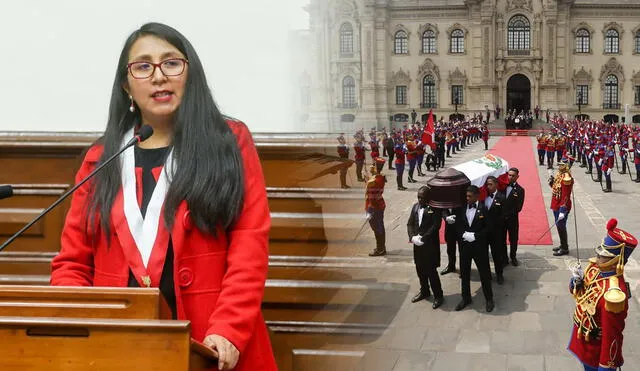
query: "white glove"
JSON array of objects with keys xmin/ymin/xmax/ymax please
[
  {"xmin": 365, "ymin": 213, "xmax": 372, "ymax": 220},
  {"xmin": 571, "ymin": 265, "xmax": 584, "ymax": 279},
  {"xmin": 606, "ymin": 168, "xmax": 613, "ymax": 176},
  {"xmin": 462, "ymin": 232, "xmax": 475, "ymax": 242},
  {"xmin": 558, "ymin": 213, "xmax": 565, "ymax": 220},
  {"xmin": 445, "ymin": 215, "xmax": 456, "ymax": 224},
  {"xmin": 598, "ymin": 159, "xmax": 603, "ymax": 166},
  {"xmin": 411, "ymin": 235, "xmax": 424, "ymax": 246}
]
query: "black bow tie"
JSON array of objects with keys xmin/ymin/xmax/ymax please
[
  {"xmin": 509, "ymin": 183, "xmax": 516, "ymax": 188},
  {"xmin": 488, "ymin": 193, "xmax": 494, "ymax": 198},
  {"xmin": 468, "ymin": 204, "xmax": 476, "ymax": 209}
]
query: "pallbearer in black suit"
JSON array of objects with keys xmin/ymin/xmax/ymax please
[
  {"xmin": 455, "ymin": 185, "xmax": 494, "ymax": 312},
  {"xmin": 484, "ymin": 176, "xmax": 506, "ymax": 285},
  {"xmin": 502, "ymin": 167, "xmax": 525, "ymax": 266},
  {"xmin": 407, "ymin": 186, "xmax": 444, "ymax": 309},
  {"xmin": 440, "ymin": 206, "xmax": 462, "ymax": 276}
]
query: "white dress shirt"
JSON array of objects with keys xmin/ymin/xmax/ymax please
[
  {"xmin": 485, "ymin": 191, "xmax": 496, "ymax": 209},
  {"xmin": 466, "ymin": 202, "xmax": 478, "ymax": 226},
  {"xmin": 418, "ymin": 205, "xmax": 425, "ymax": 226}
]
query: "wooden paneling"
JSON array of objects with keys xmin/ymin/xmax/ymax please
[{"xmin": 0, "ymin": 132, "xmax": 408, "ymax": 371}]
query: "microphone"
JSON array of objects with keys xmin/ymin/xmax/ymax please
[
  {"xmin": 0, "ymin": 125, "xmax": 154, "ymax": 253},
  {"xmin": 0, "ymin": 185, "xmax": 13, "ymax": 200}
]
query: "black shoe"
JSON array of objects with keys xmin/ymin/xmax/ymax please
[
  {"xmin": 341, "ymin": 185, "xmax": 351, "ymax": 189},
  {"xmin": 511, "ymin": 257, "xmax": 519, "ymax": 266},
  {"xmin": 440, "ymin": 266, "xmax": 456, "ymax": 275},
  {"xmin": 368, "ymin": 249, "xmax": 386, "ymax": 257},
  {"xmin": 432, "ymin": 297, "xmax": 444, "ymax": 309},
  {"xmin": 553, "ymin": 248, "xmax": 569, "ymax": 256},
  {"xmin": 552, "ymin": 246, "xmax": 561, "ymax": 252},
  {"xmin": 496, "ymin": 275, "xmax": 504, "ymax": 285},
  {"xmin": 411, "ymin": 291, "xmax": 431, "ymax": 303},
  {"xmin": 455, "ymin": 299, "xmax": 471, "ymax": 311},
  {"xmin": 486, "ymin": 299, "xmax": 495, "ymax": 313}
]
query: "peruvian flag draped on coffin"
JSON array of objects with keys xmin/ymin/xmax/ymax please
[{"xmin": 453, "ymin": 154, "xmax": 510, "ymax": 200}]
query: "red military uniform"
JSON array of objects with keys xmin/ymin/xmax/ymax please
[
  {"xmin": 365, "ymin": 174, "xmax": 386, "ymax": 211},
  {"xmin": 567, "ymin": 218, "xmax": 637, "ymax": 369},
  {"xmin": 394, "ymin": 144, "xmax": 406, "ymax": 165},
  {"xmin": 369, "ymin": 137, "xmax": 380, "ymax": 160},
  {"xmin": 546, "ymin": 136, "xmax": 556, "ymax": 153},
  {"xmin": 354, "ymin": 141, "xmax": 366, "ymax": 161},
  {"xmin": 406, "ymin": 141, "xmax": 417, "ymax": 161},
  {"xmin": 550, "ymin": 169, "xmax": 573, "ymax": 212}
]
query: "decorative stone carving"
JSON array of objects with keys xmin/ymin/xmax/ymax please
[
  {"xmin": 446, "ymin": 23, "xmax": 468, "ymax": 36},
  {"xmin": 632, "ymin": 70, "xmax": 640, "ymax": 85},
  {"xmin": 448, "ymin": 67, "xmax": 468, "ymax": 85},
  {"xmin": 572, "ymin": 67, "xmax": 593, "ymax": 85},
  {"xmin": 572, "ymin": 22, "xmax": 594, "ymax": 36},
  {"xmin": 418, "ymin": 23, "xmax": 439, "ymax": 38},
  {"xmin": 602, "ymin": 22, "xmax": 624, "ymax": 36},
  {"xmin": 390, "ymin": 68, "xmax": 412, "ymax": 87},
  {"xmin": 599, "ymin": 58, "xmax": 624, "ymax": 85},
  {"xmin": 389, "ymin": 24, "xmax": 410, "ymax": 40},
  {"xmin": 507, "ymin": 0, "xmax": 533, "ymax": 13},
  {"xmin": 417, "ymin": 58, "xmax": 441, "ymax": 88}
]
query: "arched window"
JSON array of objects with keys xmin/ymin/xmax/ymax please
[
  {"xmin": 339, "ymin": 23, "xmax": 354, "ymax": 55},
  {"xmin": 507, "ymin": 15, "xmax": 530, "ymax": 55},
  {"xmin": 342, "ymin": 76, "xmax": 356, "ymax": 108},
  {"xmin": 604, "ymin": 75, "xmax": 619, "ymax": 109},
  {"xmin": 394, "ymin": 30, "xmax": 408, "ymax": 54},
  {"xmin": 635, "ymin": 30, "xmax": 640, "ymax": 54},
  {"xmin": 576, "ymin": 29, "xmax": 590, "ymax": 53},
  {"xmin": 450, "ymin": 29, "xmax": 464, "ymax": 53},
  {"xmin": 605, "ymin": 29, "xmax": 619, "ymax": 54},
  {"xmin": 422, "ymin": 30, "xmax": 436, "ymax": 54},
  {"xmin": 422, "ymin": 75, "xmax": 436, "ymax": 108}
]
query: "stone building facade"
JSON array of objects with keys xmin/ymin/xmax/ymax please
[{"xmin": 300, "ymin": 0, "xmax": 640, "ymax": 132}]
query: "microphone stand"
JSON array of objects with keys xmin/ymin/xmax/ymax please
[{"xmin": 0, "ymin": 130, "xmax": 150, "ymax": 253}]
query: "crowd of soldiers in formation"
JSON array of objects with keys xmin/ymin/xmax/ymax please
[
  {"xmin": 336, "ymin": 119, "xmax": 490, "ymax": 190},
  {"xmin": 539, "ymin": 116, "xmax": 640, "ymax": 193}
]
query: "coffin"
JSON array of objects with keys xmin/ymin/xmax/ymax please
[{"xmin": 426, "ymin": 168, "xmax": 470, "ymax": 209}]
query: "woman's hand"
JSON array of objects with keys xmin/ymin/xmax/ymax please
[{"xmin": 204, "ymin": 334, "xmax": 239, "ymax": 370}]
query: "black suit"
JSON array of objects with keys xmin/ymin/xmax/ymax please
[
  {"xmin": 502, "ymin": 183, "xmax": 525, "ymax": 261},
  {"xmin": 441, "ymin": 207, "xmax": 462, "ymax": 270},
  {"xmin": 384, "ymin": 138, "xmax": 395, "ymax": 168},
  {"xmin": 483, "ymin": 191, "xmax": 507, "ymax": 276},
  {"xmin": 456, "ymin": 202, "xmax": 493, "ymax": 302},
  {"xmin": 407, "ymin": 203, "xmax": 443, "ymax": 298}
]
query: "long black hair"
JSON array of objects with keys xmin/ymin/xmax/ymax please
[{"xmin": 86, "ymin": 22, "xmax": 244, "ymax": 239}]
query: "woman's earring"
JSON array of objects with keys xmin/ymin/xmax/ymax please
[{"xmin": 129, "ymin": 95, "xmax": 135, "ymax": 113}]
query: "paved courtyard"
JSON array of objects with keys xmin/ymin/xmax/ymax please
[{"xmin": 349, "ymin": 131, "xmax": 640, "ymax": 371}]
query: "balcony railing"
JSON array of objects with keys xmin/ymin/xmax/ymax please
[
  {"xmin": 420, "ymin": 102, "xmax": 438, "ymax": 109},
  {"xmin": 603, "ymin": 102, "xmax": 621, "ymax": 109},
  {"xmin": 507, "ymin": 49, "xmax": 530, "ymax": 56}
]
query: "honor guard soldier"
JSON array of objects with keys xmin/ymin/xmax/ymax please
[
  {"xmin": 353, "ymin": 133, "xmax": 366, "ymax": 182},
  {"xmin": 556, "ymin": 134, "xmax": 566, "ymax": 163},
  {"xmin": 617, "ymin": 136, "xmax": 629, "ymax": 175},
  {"xmin": 337, "ymin": 134, "xmax": 350, "ymax": 189},
  {"xmin": 549, "ymin": 157, "xmax": 574, "ymax": 256},
  {"xmin": 634, "ymin": 139, "xmax": 640, "ymax": 182},
  {"xmin": 369, "ymin": 132, "xmax": 380, "ymax": 162},
  {"xmin": 546, "ymin": 134, "xmax": 556, "ymax": 169},
  {"xmin": 394, "ymin": 138, "xmax": 407, "ymax": 190},
  {"xmin": 537, "ymin": 131, "xmax": 547, "ymax": 166},
  {"xmin": 406, "ymin": 139, "xmax": 418, "ymax": 183},
  {"xmin": 594, "ymin": 140, "xmax": 605, "ymax": 183},
  {"xmin": 567, "ymin": 218, "xmax": 636, "ymax": 371},
  {"xmin": 481, "ymin": 125, "xmax": 489, "ymax": 150},
  {"xmin": 415, "ymin": 139, "xmax": 425, "ymax": 176},
  {"xmin": 366, "ymin": 159, "xmax": 388, "ymax": 256},
  {"xmin": 602, "ymin": 143, "xmax": 615, "ymax": 193}
]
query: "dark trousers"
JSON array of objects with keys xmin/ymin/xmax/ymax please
[
  {"xmin": 386, "ymin": 149, "xmax": 395, "ymax": 168},
  {"xmin": 459, "ymin": 241, "xmax": 493, "ymax": 301},
  {"xmin": 413, "ymin": 245, "xmax": 443, "ymax": 298},
  {"xmin": 437, "ymin": 152, "xmax": 445, "ymax": 168},
  {"xmin": 339, "ymin": 167, "xmax": 347, "ymax": 187},
  {"xmin": 487, "ymin": 229, "xmax": 506, "ymax": 275},
  {"xmin": 503, "ymin": 215, "xmax": 519, "ymax": 260},
  {"xmin": 355, "ymin": 160, "xmax": 364, "ymax": 180},
  {"xmin": 445, "ymin": 229, "xmax": 459, "ymax": 268}
]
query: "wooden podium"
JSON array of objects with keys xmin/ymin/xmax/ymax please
[{"xmin": 0, "ymin": 285, "xmax": 217, "ymax": 370}]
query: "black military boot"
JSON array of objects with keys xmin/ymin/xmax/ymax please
[
  {"xmin": 604, "ymin": 178, "xmax": 612, "ymax": 193},
  {"xmin": 397, "ymin": 176, "xmax": 407, "ymax": 190},
  {"xmin": 553, "ymin": 229, "xmax": 569, "ymax": 256},
  {"xmin": 369, "ymin": 231, "xmax": 386, "ymax": 256}
]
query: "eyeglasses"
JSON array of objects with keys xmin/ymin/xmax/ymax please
[{"xmin": 127, "ymin": 58, "xmax": 188, "ymax": 79}]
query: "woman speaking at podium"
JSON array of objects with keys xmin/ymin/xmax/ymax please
[{"xmin": 50, "ymin": 23, "xmax": 277, "ymax": 370}]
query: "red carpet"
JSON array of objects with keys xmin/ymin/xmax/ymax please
[{"xmin": 488, "ymin": 136, "xmax": 552, "ymax": 245}]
